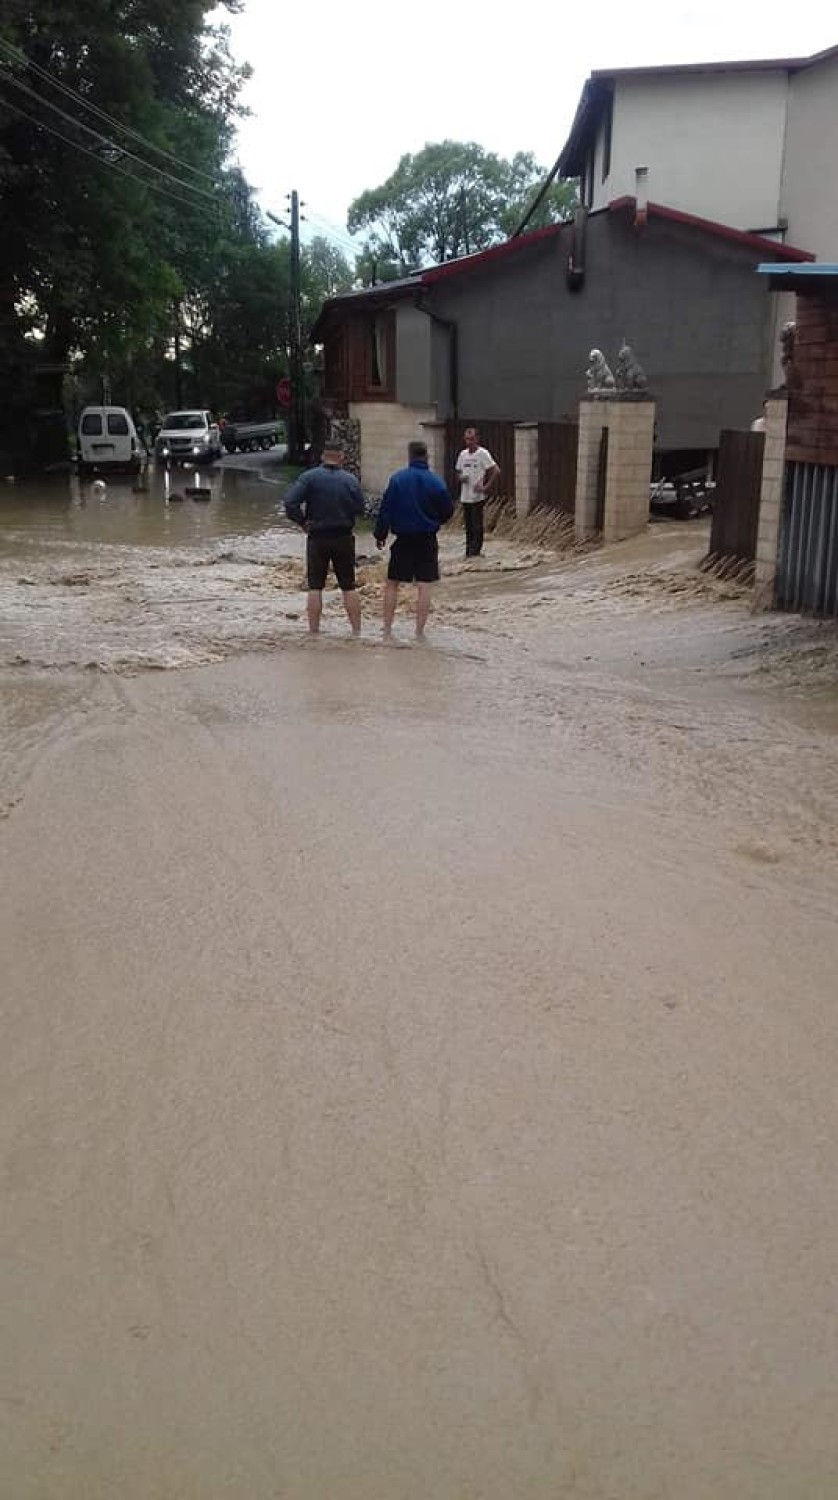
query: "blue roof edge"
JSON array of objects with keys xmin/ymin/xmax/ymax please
[{"xmin": 757, "ymin": 263, "xmax": 838, "ymax": 276}]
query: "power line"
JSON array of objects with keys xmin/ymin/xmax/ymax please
[
  {"xmin": 0, "ymin": 34, "xmax": 218, "ymax": 186},
  {"xmin": 305, "ymin": 210, "xmax": 360, "ymax": 257},
  {"xmin": 0, "ymin": 63, "xmax": 218, "ymax": 203},
  {"xmin": 0, "ymin": 93, "xmax": 217, "ymax": 214}
]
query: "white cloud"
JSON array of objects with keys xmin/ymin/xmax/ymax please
[{"xmin": 219, "ymin": 0, "xmax": 835, "ymax": 235}]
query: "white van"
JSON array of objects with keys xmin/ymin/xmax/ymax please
[{"xmin": 78, "ymin": 406, "xmax": 144, "ymax": 475}]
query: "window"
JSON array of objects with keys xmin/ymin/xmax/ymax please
[
  {"xmin": 360, "ymin": 311, "xmax": 394, "ymax": 397},
  {"xmin": 601, "ymin": 95, "xmax": 613, "ymax": 183},
  {"xmin": 81, "ymin": 413, "xmax": 103, "ymax": 435},
  {"xmin": 107, "ymin": 412, "xmax": 129, "ymax": 435},
  {"xmin": 161, "ymin": 412, "xmax": 206, "ymax": 430},
  {"xmin": 369, "ymin": 316, "xmax": 387, "ymax": 389}
]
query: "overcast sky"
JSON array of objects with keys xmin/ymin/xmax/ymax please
[{"xmin": 221, "ymin": 0, "xmax": 835, "ymax": 253}]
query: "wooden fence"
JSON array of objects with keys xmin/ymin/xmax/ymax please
[
  {"xmin": 709, "ymin": 429, "xmax": 765, "ymax": 561},
  {"xmin": 537, "ymin": 421, "xmax": 579, "ymax": 513}
]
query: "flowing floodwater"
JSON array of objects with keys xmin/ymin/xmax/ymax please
[
  {"xmin": 0, "ymin": 465, "xmax": 310, "ymax": 674},
  {"xmin": 3, "ymin": 467, "xmax": 838, "ymax": 1496}
]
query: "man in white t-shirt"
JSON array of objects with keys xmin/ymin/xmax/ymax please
[{"xmin": 455, "ymin": 427, "xmax": 500, "ymax": 558}]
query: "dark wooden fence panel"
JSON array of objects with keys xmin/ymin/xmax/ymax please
[
  {"xmin": 709, "ymin": 429, "xmax": 765, "ymax": 561},
  {"xmin": 596, "ymin": 428, "xmax": 609, "ymax": 531},
  {"xmin": 537, "ymin": 421, "xmax": 579, "ymax": 513},
  {"xmin": 444, "ymin": 420, "xmax": 516, "ymax": 501}
]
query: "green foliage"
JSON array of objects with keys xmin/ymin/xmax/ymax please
[
  {"xmin": 301, "ymin": 236, "xmax": 354, "ymax": 336},
  {"xmin": 348, "ymin": 141, "xmax": 577, "ymax": 276},
  {"xmin": 352, "ymin": 248, "xmax": 404, "ymax": 287},
  {"xmin": 0, "ymin": 0, "xmax": 300, "ymax": 448}
]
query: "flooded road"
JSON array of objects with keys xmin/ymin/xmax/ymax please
[
  {"xmin": 0, "ymin": 462, "xmax": 285, "ymax": 550},
  {"xmin": 0, "ymin": 465, "xmax": 305, "ymax": 676},
  {"xmin": 3, "ymin": 486, "xmax": 838, "ymax": 1498}
]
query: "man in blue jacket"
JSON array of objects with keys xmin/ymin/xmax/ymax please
[
  {"xmin": 375, "ymin": 440, "xmax": 454, "ymax": 640},
  {"xmin": 284, "ymin": 441, "xmax": 366, "ymax": 635}
]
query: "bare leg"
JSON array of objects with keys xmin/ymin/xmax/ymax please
[
  {"xmin": 307, "ymin": 590, "xmax": 323, "ymax": 634},
  {"xmin": 343, "ymin": 589, "xmax": 362, "ymax": 636},
  {"xmin": 415, "ymin": 582, "xmax": 432, "ymax": 637},
  {"xmin": 383, "ymin": 580, "xmax": 399, "ymax": 638}
]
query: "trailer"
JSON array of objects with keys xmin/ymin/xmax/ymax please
[
  {"xmin": 650, "ymin": 466, "xmax": 715, "ymax": 521},
  {"xmin": 221, "ymin": 420, "xmax": 285, "ymax": 454}
]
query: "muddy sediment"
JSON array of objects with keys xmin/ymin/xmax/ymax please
[{"xmin": 2, "ymin": 471, "xmax": 838, "ymax": 1498}]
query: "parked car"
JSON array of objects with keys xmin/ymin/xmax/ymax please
[
  {"xmin": 155, "ymin": 410, "xmax": 223, "ymax": 465},
  {"xmin": 78, "ymin": 406, "xmax": 144, "ymax": 475},
  {"xmin": 221, "ymin": 418, "xmax": 285, "ymax": 453}
]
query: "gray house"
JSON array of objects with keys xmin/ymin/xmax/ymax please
[{"xmin": 313, "ymin": 199, "xmax": 812, "ymax": 491}]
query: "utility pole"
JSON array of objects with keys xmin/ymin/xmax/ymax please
[
  {"xmin": 173, "ymin": 302, "xmax": 183, "ymax": 409},
  {"xmin": 288, "ymin": 189, "xmax": 305, "ymax": 465},
  {"xmin": 268, "ymin": 193, "xmax": 306, "ymax": 464}
]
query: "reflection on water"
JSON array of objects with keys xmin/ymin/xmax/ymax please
[
  {"xmin": 0, "ymin": 462, "xmax": 311, "ymax": 675},
  {"xmin": 0, "ymin": 466, "xmax": 289, "ymax": 553}
]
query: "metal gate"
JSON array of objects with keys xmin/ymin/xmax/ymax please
[
  {"xmin": 709, "ymin": 429, "xmax": 765, "ymax": 561},
  {"xmin": 537, "ymin": 420, "xmax": 579, "ymax": 513},
  {"xmin": 776, "ymin": 462, "xmax": 838, "ymax": 617}
]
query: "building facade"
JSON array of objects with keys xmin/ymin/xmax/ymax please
[
  {"xmin": 558, "ymin": 46, "xmax": 838, "ymax": 261},
  {"xmin": 314, "ymin": 203, "xmax": 810, "ymax": 490}
]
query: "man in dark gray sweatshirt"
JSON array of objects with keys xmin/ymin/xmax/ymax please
[{"xmin": 284, "ymin": 441, "xmax": 366, "ymax": 635}]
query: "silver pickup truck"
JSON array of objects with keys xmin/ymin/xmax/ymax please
[{"xmin": 155, "ymin": 410, "xmax": 223, "ymax": 465}]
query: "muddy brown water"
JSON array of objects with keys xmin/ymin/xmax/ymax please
[
  {"xmin": 3, "ymin": 482, "xmax": 838, "ymax": 1497},
  {"xmin": 0, "ymin": 465, "xmax": 287, "ymax": 552}
]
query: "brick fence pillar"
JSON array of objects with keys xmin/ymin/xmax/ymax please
[
  {"xmin": 754, "ymin": 396, "xmax": 788, "ymax": 611},
  {"xmin": 575, "ymin": 397, "xmax": 609, "ymax": 539},
  {"xmin": 420, "ymin": 420, "xmax": 446, "ymax": 478},
  {"xmin": 602, "ymin": 398, "xmax": 655, "ymax": 543},
  {"xmin": 514, "ymin": 423, "xmax": 538, "ymax": 518}
]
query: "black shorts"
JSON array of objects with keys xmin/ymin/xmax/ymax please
[
  {"xmin": 306, "ymin": 531, "xmax": 356, "ymax": 592},
  {"xmin": 388, "ymin": 532, "xmax": 440, "ymax": 584}
]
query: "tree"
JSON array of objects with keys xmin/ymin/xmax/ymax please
[
  {"xmin": 352, "ymin": 248, "xmax": 404, "ymax": 288},
  {"xmin": 0, "ymin": 0, "xmax": 256, "ymax": 456},
  {"xmin": 347, "ymin": 141, "xmax": 577, "ymax": 276},
  {"xmin": 300, "ymin": 236, "xmax": 353, "ymax": 336}
]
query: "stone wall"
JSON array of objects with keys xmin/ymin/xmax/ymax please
[
  {"xmin": 348, "ymin": 402, "xmax": 437, "ymax": 494},
  {"xmin": 754, "ymin": 396, "xmax": 788, "ymax": 610},
  {"xmin": 602, "ymin": 399, "xmax": 655, "ymax": 543},
  {"xmin": 514, "ymin": 424, "xmax": 538, "ymax": 518},
  {"xmin": 574, "ymin": 396, "xmax": 655, "ymax": 543},
  {"xmin": 575, "ymin": 399, "xmax": 609, "ymax": 539},
  {"xmin": 327, "ymin": 416, "xmax": 361, "ymax": 479}
]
